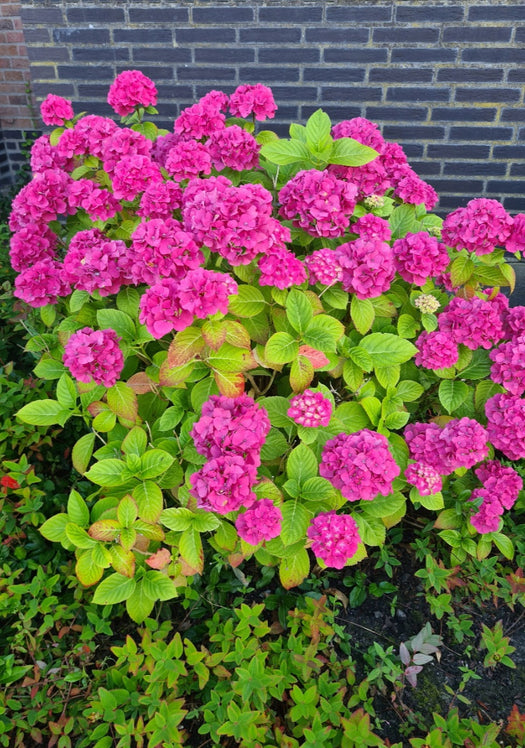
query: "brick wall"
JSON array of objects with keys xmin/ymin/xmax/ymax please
[
  {"xmin": 0, "ymin": 0, "xmax": 37, "ymax": 187},
  {"xmin": 12, "ymin": 0, "xmax": 525, "ymax": 212}
]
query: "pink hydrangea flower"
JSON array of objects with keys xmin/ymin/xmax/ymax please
[
  {"xmin": 414, "ymin": 330, "xmax": 459, "ymax": 370},
  {"xmin": 469, "ymin": 491, "xmax": 503, "ymax": 534},
  {"xmin": 380, "ymin": 142, "xmax": 409, "ymax": 184},
  {"xmin": 307, "ymin": 511, "xmax": 361, "ymax": 569},
  {"xmin": 191, "ymin": 394, "xmax": 270, "ymax": 469},
  {"xmin": 138, "ymin": 181, "xmax": 183, "ymax": 219},
  {"xmin": 236, "ymin": 499, "xmax": 282, "ymax": 545},
  {"xmin": 490, "ymin": 335, "xmax": 525, "ymax": 395},
  {"xmin": 258, "ymin": 246, "xmax": 307, "ymax": 289},
  {"xmin": 67, "ymin": 179, "xmax": 121, "ymax": 221},
  {"xmin": 101, "ymin": 128, "xmax": 152, "ymax": 175},
  {"xmin": 74, "ymin": 114, "xmax": 118, "ymax": 159},
  {"xmin": 320, "ymin": 430, "xmax": 400, "ymax": 502},
  {"xmin": 304, "ymin": 248, "xmax": 343, "ymax": 286},
  {"xmin": 62, "ymin": 229, "xmax": 132, "ymax": 296},
  {"xmin": 332, "ymin": 117, "xmax": 385, "ymax": 152},
  {"xmin": 404, "ymin": 418, "xmax": 489, "ymax": 475},
  {"xmin": 30, "ymin": 134, "xmax": 72, "ymax": 173},
  {"xmin": 111, "ymin": 154, "xmax": 162, "ymax": 202},
  {"xmin": 337, "ymin": 238, "xmax": 395, "ymax": 299},
  {"xmin": 9, "ymin": 224, "xmax": 58, "ymax": 272},
  {"xmin": 329, "ymin": 159, "xmax": 389, "ymax": 200},
  {"xmin": 129, "ymin": 218, "xmax": 203, "ymax": 285},
  {"xmin": 207, "ymin": 125, "xmax": 260, "ymax": 172},
  {"xmin": 475, "ymin": 460, "xmax": 522, "ymax": 511},
  {"xmin": 403, "ymin": 422, "xmax": 443, "ymax": 471},
  {"xmin": 14, "ymin": 259, "xmax": 70, "ymax": 307},
  {"xmin": 150, "ymin": 132, "xmax": 184, "ymax": 168},
  {"xmin": 485, "ymin": 393, "xmax": 525, "ymax": 461},
  {"xmin": 63, "ymin": 327, "xmax": 124, "ymax": 387},
  {"xmin": 9, "ymin": 169, "xmax": 73, "ymax": 230},
  {"xmin": 441, "ymin": 198, "xmax": 513, "ymax": 256},
  {"xmin": 229, "ymin": 83, "xmax": 276, "ymax": 120},
  {"xmin": 393, "ymin": 232, "xmax": 450, "ymax": 286},
  {"xmin": 503, "ymin": 306, "xmax": 525, "ymax": 340},
  {"xmin": 505, "ymin": 213, "xmax": 525, "ymax": 254},
  {"xmin": 405, "ymin": 462, "xmax": 442, "ymax": 496},
  {"xmin": 279, "ymin": 170, "xmax": 358, "ymax": 238},
  {"xmin": 138, "ymin": 278, "xmax": 193, "ymax": 339},
  {"xmin": 178, "ymin": 268, "xmax": 238, "ymax": 318},
  {"xmin": 189, "ymin": 454, "xmax": 256, "ymax": 514},
  {"xmin": 287, "ymin": 390, "xmax": 333, "ymax": 428},
  {"xmin": 40, "ymin": 94, "xmax": 74, "ymax": 126},
  {"xmin": 165, "ymin": 140, "xmax": 212, "ymax": 181},
  {"xmin": 352, "ymin": 214, "xmax": 391, "ymax": 242},
  {"xmin": 107, "ymin": 69, "xmax": 157, "ymax": 116},
  {"xmin": 438, "ymin": 296, "xmax": 505, "ymax": 350},
  {"xmin": 174, "ymin": 91, "xmax": 227, "ymax": 139},
  {"xmin": 393, "ymin": 169, "xmax": 438, "ymax": 210}
]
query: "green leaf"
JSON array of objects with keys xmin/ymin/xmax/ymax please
[
  {"xmin": 492, "ymin": 532, "xmax": 514, "ymax": 560},
  {"xmin": 161, "ymin": 507, "xmax": 194, "ymax": 532},
  {"xmin": 397, "ymin": 314, "xmax": 419, "ymax": 339},
  {"xmin": 280, "ymin": 501, "xmax": 311, "ymax": 546},
  {"xmin": 287, "ymin": 443, "xmax": 318, "ymax": 484},
  {"xmin": 359, "ymin": 333, "xmax": 417, "ymax": 366},
  {"xmin": 260, "ymin": 428, "xmax": 289, "ymax": 461},
  {"xmin": 190, "ymin": 376, "xmax": 220, "ymax": 412},
  {"xmin": 66, "ymin": 522, "xmax": 97, "ymax": 549},
  {"xmin": 260, "ymin": 139, "xmax": 311, "ymax": 165},
  {"xmin": 322, "ymin": 287, "xmax": 349, "ymax": 310},
  {"xmin": 305, "ymin": 108, "xmax": 332, "ymax": 150},
  {"xmin": 40, "ymin": 513, "xmax": 69, "ymax": 544},
  {"xmin": 56, "ymin": 373, "xmax": 77, "ymax": 409},
  {"xmin": 96, "ymin": 309, "xmax": 136, "ymax": 341},
  {"xmin": 329, "ymin": 137, "xmax": 378, "ymax": 167},
  {"xmin": 116, "ymin": 287, "xmax": 141, "ymax": 317},
  {"xmin": 355, "ymin": 515, "xmax": 386, "ymax": 547},
  {"xmin": 40, "ymin": 303, "xmax": 56, "ymax": 327},
  {"xmin": 142, "ymin": 570, "xmax": 178, "ymax": 601},
  {"xmin": 93, "ymin": 410, "xmax": 117, "ymax": 432},
  {"xmin": 349, "ymin": 346, "xmax": 373, "ymax": 372},
  {"xmin": 33, "ymin": 357, "xmax": 65, "ymax": 380},
  {"xmin": 139, "ymin": 450, "xmax": 174, "ymax": 479},
  {"xmin": 117, "ymin": 495, "xmax": 138, "ymax": 528},
  {"xmin": 390, "ymin": 204, "xmax": 417, "ymax": 239},
  {"xmin": 449, "ymin": 255, "xmax": 475, "ymax": 287},
  {"xmin": 396, "ymin": 380, "xmax": 424, "ymax": 402},
  {"xmin": 438, "ymin": 380, "xmax": 470, "ymax": 414},
  {"xmin": 458, "ymin": 349, "xmax": 492, "ymax": 380},
  {"xmin": 361, "ymin": 492, "xmax": 405, "ymax": 519},
  {"xmin": 93, "ymin": 573, "xmax": 136, "ymax": 605},
  {"xmin": 85, "ymin": 459, "xmax": 132, "ymax": 487},
  {"xmin": 410, "ymin": 486, "xmax": 444, "ymax": 510},
  {"xmin": 167, "ymin": 326, "xmax": 206, "ymax": 367},
  {"xmin": 16, "ymin": 399, "xmax": 70, "ymax": 427},
  {"xmin": 286, "ymin": 289, "xmax": 313, "ymax": 334},
  {"xmin": 383, "ymin": 410, "xmax": 410, "ymax": 430},
  {"xmin": 375, "ymin": 364, "xmax": 400, "ymax": 389},
  {"xmin": 107, "ymin": 382, "xmax": 138, "ymax": 422},
  {"xmin": 206, "ymin": 343, "xmax": 254, "ymax": 373},
  {"xmin": 303, "ymin": 314, "xmax": 344, "ymax": 352},
  {"xmin": 421, "ymin": 312, "xmax": 439, "ymax": 332},
  {"xmin": 261, "ymin": 396, "xmax": 293, "ymax": 428},
  {"xmin": 68, "ymin": 489, "xmax": 90, "ymax": 527},
  {"xmin": 290, "ymin": 355, "xmax": 314, "ymax": 392},
  {"xmin": 335, "ymin": 402, "xmax": 371, "ymax": 432},
  {"xmin": 343, "ymin": 359, "xmax": 364, "ymax": 391},
  {"xmin": 126, "ymin": 581, "xmax": 155, "ymax": 623},
  {"xmin": 228, "ymin": 284, "xmax": 267, "ymax": 318},
  {"xmin": 133, "ymin": 481, "xmax": 163, "ymax": 523},
  {"xmin": 76, "ymin": 550, "xmax": 104, "ymax": 587},
  {"xmin": 279, "ymin": 547, "xmax": 310, "ymax": 589},
  {"xmin": 158, "ymin": 405, "xmax": 185, "ymax": 431},
  {"xmin": 179, "ymin": 527, "xmax": 204, "ymax": 573},
  {"xmin": 350, "ymin": 296, "xmax": 375, "ymax": 335},
  {"xmin": 265, "ymin": 332, "xmax": 299, "ymax": 365},
  {"xmin": 72, "ymin": 433, "xmax": 96, "ymax": 475},
  {"xmin": 360, "ymin": 396, "xmax": 381, "ymax": 426},
  {"xmin": 475, "ymin": 381, "xmax": 505, "ymax": 412},
  {"xmin": 301, "ymin": 476, "xmax": 335, "ymax": 503},
  {"xmin": 121, "ymin": 426, "xmax": 148, "ymax": 457}
]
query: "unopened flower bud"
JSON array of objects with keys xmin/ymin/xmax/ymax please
[{"xmin": 414, "ymin": 294, "xmax": 440, "ymax": 314}]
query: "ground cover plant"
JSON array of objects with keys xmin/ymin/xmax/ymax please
[{"xmin": 1, "ymin": 72, "xmax": 524, "ymax": 745}]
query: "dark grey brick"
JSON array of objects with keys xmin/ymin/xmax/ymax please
[
  {"xmin": 117, "ymin": 65, "xmax": 173, "ymax": 81},
  {"xmin": 369, "ymin": 68, "xmax": 434, "ymax": 83},
  {"xmin": 133, "ymin": 47, "xmax": 190, "ymax": 63},
  {"xmin": 428, "ymin": 144, "xmax": 491, "ymax": 159},
  {"xmin": 324, "ymin": 49, "xmax": 388, "ymax": 64},
  {"xmin": 258, "ymin": 6, "xmax": 323, "ymax": 22},
  {"xmin": 397, "ymin": 144, "xmax": 424, "ymax": 158},
  {"xmin": 488, "ymin": 180, "xmax": 525, "ymax": 194},
  {"xmin": 450, "ymin": 126, "xmax": 514, "ymax": 141},
  {"xmin": 53, "ymin": 28, "xmax": 110, "ymax": 44},
  {"xmin": 23, "ymin": 29, "xmax": 51, "ymax": 43},
  {"xmin": 431, "ymin": 178, "xmax": 485, "ymax": 193},
  {"xmin": 303, "ymin": 68, "xmax": 365, "ymax": 82},
  {"xmin": 33, "ymin": 82, "xmax": 75, "ymax": 98},
  {"xmin": 373, "ymin": 28, "xmax": 439, "ymax": 44},
  {"xmin": 155, "ymin": 84, "xmax": 194, "ymax": 100},
  {"xmin": 78, "ymin": 84, "xmax": 111, "ymax": 98},
  {"xmin": 503, "ymin": 197, "xmax": 525, "ymax": 212},
  {"xmin": 456, "ymin": 87, "xmax": 521, "ymax": 103},
  {"xmin": 437, "ymin": 68, "xmax": 504, "ymax": 83},
  {"xmin": 196, "ymin": 48, "xmax": 254, "ymax": 63},
  {"xmin": 128, "ymin": 7, "xmax": 189, "ymax": 23},
  {"xmin": 462, "ymin": 48, "xmax": 524, "ymax": 63},
  {"xmin": 113, "ymin": 30, "xmax": 173, "ymax": 44},
  {"xmin": 387, "ymin": 87, "xmax": 450, "ymax": 103},
  {"xmin": 442, "ymin": 26, "xmax": 512, "ymax": 43},
  {"xmin": 259, "ymin": 48, "xmax": 320, "ymax": 64},
  {"xmin": 508, "ymin": 69, "xmax": 525, "ymax": 83},
  {"xmin": 20, "ymin": 7, "xmax": 64, "ymax": 24},
  {"xmin": 469, "ymin": 5, "xmax": 525, "ymax": 21},
  {"xmin": 30, "ymin": 64, "xmax": 57, "ymax": 80},
  {"xmin": 177, "ymin": 66, "xmax": 235, "ymax": 81},
  {"xmin": 192, "ymin": 7, "xmax": 254, "ymax": 23},
  {"xmin": 365, "ymin": 105, "xmax": 428, "ymax": 121},
  {"xmin": 240, "ymin": 28, "xmax": 301, "ymax": 43},
  {"xmin": 510, "ymin": 163, "xmax": 525, "ymax": 177},
  {"xmin": 383, "ymin": 125, "xmax": 445, "ymax": 141},
  {"xmin": 301, "ymin": 104, "xmax": 363, "ymax": 122},
  {"xmin": 396, "ymin": 5, "xmax": 464, "ymax": 22},
  {"xmin": 431, "ymin": 107, "xmax": 497, "ymax": 122},
  {"xmin": 501, "ymin": 107, "xmax": 525, "ymax": 122},
  {"xmin": 391, "ymin": 48, "xmax": 457, "ymax": 63},
  {"xmin": 410, "ymin": 161, "xmax": 442, "ymax": 176},
  {"xmin": 327, "ymin": 6, "xmax": 393, "ymax": 22},
  {"xmin": 321, "ymin": 86, "xmax": 382, "ymax": 101},
  {"xmin": 515, "ymin": 28, "xmax": 525, "ymax": 44},
  {"xmin": 175, "ymin": 28, "xmax": 237, "ymax": 44},
  {"xmin": 74, "ymin": 47, "xmax": 130, "ymax": 62},
  {"xmin": 305, "ymin": 28, "xmax": 369, "ymax": 43},
  {"xmin": 240, "ymin": 67, "xmax": 300, "ymax": 82},
  {"xmin": 270, "ymin": 85, "xmax": 318, "ymax": 101},
  {"xmin": 444, "ymin": 162, "xmax": 507, "ymax": 177},
  {"xmin": 437, "ymin": 195, "xmax": 469, "ymax": 211},
  {"xmin": 28, "ymin": 46, "xmax": 70, "ymax": 62},
  {"xmin": 66, "ymin": 7, "xmax": 124, "ymax": 23},
  {"xmin": 269, "ymin": 105, "xmax": 301, "ymax": 121},
  {"xmin": 58, "ymin": 64, "xmax": 114, "ymax": 81},
  {"xmin": 493, "ymin": 145, "xmax": 525, "ymax": 160}
]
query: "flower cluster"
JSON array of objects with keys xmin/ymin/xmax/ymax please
[
  {"xmin": 190, "ymin": 395, "xmax": 271, "ymax": 514},
  {"xmin": 236, "ymin": 499, "xmax": 282, "ymax": 546},
  {"xmin": 304, "ymin": 248, "xmax": 343, "ymax": 286},
  {"xmin": 307, "ymin": 511, "xmax": 361, "ymax": 568},
  {"xmin": 40, "ymin": 94, "xmax": 74, "ymax": 126},
  {"xmin": 129, "ymin": 218, "xmax": 203, "ymax": 285},
  {"xmin": 320, "ymin": 430, "xmax": 400, "ymax": 502},
  {"xmin": 287, "ymin": 390, "xmax": 333, "ymax": 428},
  {"xmin": 392, "ymin": 232, "xmax": 450, "ymax": 286},
  {"xmin": 229, "ymin": 83, "xmax": 277, "ymax": 120},
  {"xmin": 441, "ymin": 198, "xmax": 513, "ymax": 256},
  {"xmin": 62, "ymin": 327, "xmax": 124, "ymax": 387},
  {"xmin": 352, "ymin": 214, "xmax": 391, "ymax": 242},
  {"xmin": 206, "ymin": 125, "xmax": 260, "ymax": 172},
  {"xmin": 405, "ymin": 462, "xmax": 442, "ymax": 496},
  {"xmin": 470, "ymin": 461, "xmax": 522, "ymax": 534},
  {"xmin": 14, "ymin": 259, "xmax": 71, "ymax": 307},
  {"xmin": 9, "ymin": 224, "xmax": 58, "ymax": 272},
  {"xmin": 165, "ymin": 140, "xmax": 212, "ymax": 181},
  {"xmin": 278, "ymin": 170, "xmax": 358, "ymax": 238},
  {"xmin": 489, "ymin": 335, "xmax": 525, "ymax": 395},
  {"xmin": 485, "ymin": 393, "xmax": 525, "ymax": 461},
  {"xmin": 414, "ymin": 330, "xmax": 459, "ymax": 370},
  {"xmin": 404, "ymin": 418, "xmax": 489, "ymax": 476},
  {"xmin": 107, "ymin": 70, "xmax": 158, "ymax": 117},
  {"xmin": 337, "ymin": 238, "xmax": 395, "ymax": 299},
  {"xmin": 437, "ymin": 295, "xmax": 505, "ymax": 351},
  {"xmin": 62, "ymin": 229, "xmax": 132, "ymax": 296}
]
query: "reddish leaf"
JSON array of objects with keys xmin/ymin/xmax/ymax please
[
  {"xmin": 224, "ymin": 320, "xmax": 252, "ymax": 349},
  {"xmin": 89, "ymin": 519, "xmax": 121, "ymax": 542},
  {"xmin": 158, "ymin": 358, "xmax": 194, "ymax": 387},
  {"xmin": 213, "ymin": 369, "xmax": 246, "ymax": 397},
  {"xmin": 506, "ymin": 704, "xmax": 525, "ymax": 740},
  {"xmin": 127, "ymin": 372, "xmax": 156, "ymax": 394},
  {"xmin": 87, "ymin": 401, "xmax": 109, "ymax": 418},
  {"xmin": 290, "ymin": 354, "xmax": 314, "ymax": 392},
  {"xmin": 146, "ymin": 547, "xmax": 171, "ymax": 570},
  {"xmin": 298, "ymin": 345, "xmax": 329, "ymax": 369},
  {"xmin": 167, "ymin": 326, "xmax": 205, "ymax": 367}
]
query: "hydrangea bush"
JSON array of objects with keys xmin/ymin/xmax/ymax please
[{"xmin": 11, "ymin": 71, "xmax": 525, "ymax": 622}]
